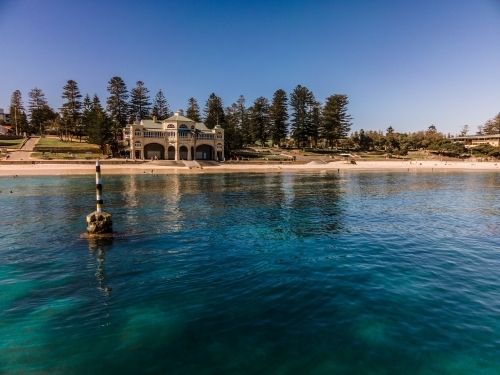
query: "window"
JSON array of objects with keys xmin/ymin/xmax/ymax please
[
  {"xmin": 134, "ymin": 141, "xmax": 142, "ymax": 147},
  {"xmin": 167, "ymin": 124, "xmax": 175, "ymax": 128},
  {"xmin": 196, "ymin": 133, "xmax": 214, "ymax": 140},
  {"xmin": 168, "ymin": 131, "xmax": 176, "ymax": 139},
  {"xmin": 134, "ymin": 129, "xmax": 142, "ymax": 136},
  {"xmin": 144, "ymin": 131, "xmax": 164, "ymax": 138},
  {"xmin": 191, "ymin": 125, "xmax": 195, "ymax": 130},
  {"xmin": 179, "ymin": 132, "xmax": 188, "ymax": 139},
  {"xmin": 179, "ymin": 124, "xmax": 188, "ymax": 129},
  {"xmin": 216, "ymin": 143, "xmax": 223, "ymax": 149},
  {"xmin": 216, "ymin": 132, "xmax": 223, "ymax": 139}
]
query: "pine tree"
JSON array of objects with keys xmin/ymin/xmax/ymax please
[
  {"xmin": 129, "ymin": 81, "xmax": 151, "ymax": 120},
  {"xmin": 9, "ymin": 90, "xmax": 24, "ymax": 135},
  {"xmin": 106, "ymin": 76, "xmax": 129, "ymax": 139},
  {"xmin": 203, "ymin": 93, "xmax": 225, "ymax": 129},
  {"xmin": 249, "ymin": 97, "xmax": 270, "ymax": 147},
  {"xmin": 320, "ymin": 94, "xmax": 352, "ymax": 148},
  {"xmin": 186, "ymin": 97, "xmax": 201, "ymax": 122},
  {"xmin": 60, "ymin": 80, "xmax": 82, "ymax": 142},
  {"xmin": 81, "ymin": 94, "xmax": 93, "ymax": 137},
  {"xmin": 309, "ymin": 101, "xmax": 322, "ymax": 148},
  {"xmin": 28, "ymin": 87, "xmax": 49, "ymax": 135},
  {"xmin": 151, "ymin": 89, "xmax": 171, "ymax": 121},
  {"xmin": 224, "ymin": 103, "xmax": 243, "ymax": 152},
  {"xmin": 87, "ymin": 94, "xmax": 112, "ymax": 154},
  {"xmin": 289, "ymin": 85, "xmax": 314, "ymax": 147},
  {"xmin": 269, "ymin": 89, "xmax": 288, "ymax": 146},
  {"xmin": 235, "ymin": 95, "xmax": 251, "ymax": 145},
  {"xmin": 18, "ymin": 112, "xmax": 29, "ymax": 135}
]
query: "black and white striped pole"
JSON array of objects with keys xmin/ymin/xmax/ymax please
[
  {"xmin": 86, "ymin": 160, "xmax": 113, "ymax": 235},
  {"xmin": 96, "ymin": 160, "xmax": 103, "ymax": 212}
]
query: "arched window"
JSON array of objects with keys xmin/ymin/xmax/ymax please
[
  {"xmin": 216, "ymin": 132, "xmax": 223, "ymax": 139},
  {"xmin": 216, "ymin": 143, "xmax": 223, "ymax": 149},
  {"xmin": 134, "ymin": 129, "xmax": 142, "ymax": 136},
  {"xmin": 179, "ymin": 124, "xmax": 188, "ymax": 129},
  {"xmin": 134, "ymin": 141, "xmax": 142, "ymax": 147},
  {"xmin": 167, "ymin": 124, "xmax": 175, "ymax": 129},
  {"xmin": 191, "ymin": 125, "xmax": 195, "ymax": 130}
]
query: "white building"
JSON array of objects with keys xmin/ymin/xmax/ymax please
[{"xmin": 123, "ymin": 112, "xmax": 224, "ymax": 161}]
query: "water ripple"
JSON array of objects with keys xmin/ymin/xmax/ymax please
[{"xmin": 1, "ymin": 172, "xmax": 500, "ymax": 374}]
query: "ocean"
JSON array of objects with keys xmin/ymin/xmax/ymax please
[{"xmin": 1, "ymin": 171, "xmax": 500, "ymax": 374}]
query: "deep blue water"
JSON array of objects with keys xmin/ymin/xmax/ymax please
[{"xmin": 1, "ymin": 171, "xmax": 500, "ymax": 374}]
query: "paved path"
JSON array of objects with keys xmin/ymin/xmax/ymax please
[
  {"xmin": 5, "ymin": 137, "xmax": 40, "ymax": 160},
  {"xmin": 20, "ymin": 137, "xmax": 40, "ymax": 151}
]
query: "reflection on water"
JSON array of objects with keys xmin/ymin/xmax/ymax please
[
  {"xmin": 88, "ymin": 237, "xmax": 114, "ymax": 297},
  {"xmin": 1, "ymin": 171, "xmax": 500, "ymax": 375}
]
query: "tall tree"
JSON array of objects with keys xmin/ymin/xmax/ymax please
[
  {"xmin": 28, "ymin": 87, "xmax": 49, "ymax": 135},
  {"xmin": 460, "ymin": 124, "xmax": 470, "ymax": 136},
  {"xmin": 268, "ymin": 89, "xmax": 289, "ymax": 146},
  {"xmin": 483, "ymin": 113, "xmax": 500, "ymax": 134},
  {"xmin": 249, "ymin": 96, "xmax": 270, "ymax": 147},
  {"xmin": 309, "ymin": 101, "xmax": 322, "ymax": 148},
  {"xmin": 235, "ymin": 95, "xmax": 251, "ymax": 146},
  {"xmin": 151, "ymin": 89, "xmax": 171, "ymax": 121},
  {"xmin": 9, "ymin": 90, "xmax": 24, "ymax": 135},
  {"xmin": 106, "ymin": 76, "xmax": 129, "ymax": 139},
  {"xmin": 289, "ymin": 85, "xmax": 315, "ymax": 147},
  {"xmin": 60, "ymin": 80, "xmax": 82, "ymax": 142},
  {"xmin": 186, "ymin": 97, "xmax": 201, "ymax": 122},
  {"xmin": 86, "ymin": 94, "xmax": 112, "ymax": 154},
  {"xmin": 224, "ymin": 102, "xmax": 243, "ymax": 152},
  {"xmin": 320, "ymin": 94, "xmax": 352, "ymax": 148},
  {"xmin": 81, "ymin": 94, "xmax": 93, "ymax": 137},
  {"xmin": 203, "ymin": 93, "xmax": 225, "ymax": 129},
  {"xmin": 129, "ymin": 81, "xmax": 151, "ymax": 120}
]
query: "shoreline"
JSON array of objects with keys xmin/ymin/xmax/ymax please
[{"xmin": 1, "ymin": 160, "xmax": 499, "ymax": 175}]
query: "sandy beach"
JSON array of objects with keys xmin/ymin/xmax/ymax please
[{"xmin": 1, "ymin": 160, "xmax": 499, "ymax": 175}]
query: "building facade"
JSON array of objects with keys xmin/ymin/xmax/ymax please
[
  {"xmin": 452, "ymin": 134, "xmax": 500, "ymax": 148},
  {"xmin": 123, "ymin": 112, "xmax": 224, "ymax": 161},
  {"xmin": 0, "ymin": 109, "xmax": 10, "ymax": 123}
]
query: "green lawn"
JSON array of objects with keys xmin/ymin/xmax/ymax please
[
  {"xmin": 36, "ymin": 137, "xmax": 99, "ymax": 149},
  {"xmin": 0, "ymin": 139, "xmax": 24, "ymax": 149},
  {"xmin": 31, "ymin": 152, "xmax": 101, "ymax": 160}
]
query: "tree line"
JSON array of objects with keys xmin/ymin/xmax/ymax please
[{"xmin": 6, "ymin": 78, "xmax": 352, "ymax": 153}]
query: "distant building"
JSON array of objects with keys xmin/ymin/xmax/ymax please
[
  {"xmin": 123, "ymin": 111, "xmax": 224, "ymax": 161},
  {"xmin": 453, "ymin": 134, "xmax": 500, "ymax": 148},
  {"xmin": 0, "ymin": 125, "xmax": 12, "ymax": 135},
  {"xmin": 0, "ymin": 108, "xmax": 10, "ymax": 123}
]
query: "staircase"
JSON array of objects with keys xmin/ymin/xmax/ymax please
[
  {"xmin": 196, "ymin": 160, "xmax": 220, "ymax": 167},
  {"xmin": 183, "ymin": 160, "xmax": 201, "ymax": 169}
]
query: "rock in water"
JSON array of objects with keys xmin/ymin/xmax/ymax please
[{"xmin": 86, "ymin": 211, "xmax": 113, "ymax": 234}]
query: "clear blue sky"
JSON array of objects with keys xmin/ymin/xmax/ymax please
[{"xmin": 1, "ymin": 0, "xmax": 499, "ymax": 135}]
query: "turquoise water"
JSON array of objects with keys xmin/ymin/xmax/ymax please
[{"xmin": 1, "ymin": 171, "xmax": 500, "ymax": 374}]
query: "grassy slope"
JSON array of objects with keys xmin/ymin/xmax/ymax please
[
  {"xmin": 0, "ymin": 139, "xmax": 24, "ymax": 149},
  {"xmin": 36, "ymin": 137, "xmax": 99, "ymax": 149},
  {"xmin": 30, "ymin": 152, "xmax": 100, "ymax": 159}
]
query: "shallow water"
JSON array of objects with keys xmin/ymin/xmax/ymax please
[{"xmin": 1, "ymin": 171, "xmax": 500, "ymax": 374}]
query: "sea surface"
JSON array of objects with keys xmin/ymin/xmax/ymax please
[{"xmin": 1, "ymin": 171, "xmax": 500, "ymax": 375}]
